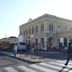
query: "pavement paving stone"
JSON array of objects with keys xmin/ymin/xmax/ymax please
[
  {"xmin": 0, "ymin": 51, "xmax": 42, "ymax": 63},
  {"xmin": 0, "ymin": 51, "xmax": 70, "ymax": 63}
]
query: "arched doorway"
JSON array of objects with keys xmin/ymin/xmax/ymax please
[
  {"xmin": 64, "ymin": 38, "xmax": 67, "ymax": 46},
  {"xmin": 47, "ymin": 37, "xmax": 53, "ymax": 49},
  {"xmin": 40, "ymin": 38, "xmax": 44, "ymax": 50},
  {"xmin": 35, "ymin": 39, "xmax": 38, "ymax": 50}
]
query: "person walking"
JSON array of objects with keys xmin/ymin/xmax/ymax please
[
  {"xmin": 14, "ymin": 44, "xmax": 17, "ymax": 57},
  {"xmin": 65, "ymin": 43, "xmax": 72, "ymax": 65}
]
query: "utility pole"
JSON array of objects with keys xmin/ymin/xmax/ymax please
[{"xmin": 57, "ymin": 26, "xmax": 60, "ymax": 49}]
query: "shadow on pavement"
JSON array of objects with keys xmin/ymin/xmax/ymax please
[{"xmin": 0, "ymin": 62, "xmax": 17, "ymax": 67}]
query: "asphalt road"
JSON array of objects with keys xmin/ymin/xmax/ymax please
[
  {"xmin": 0, "ymin": 51, "xmax": 72, "ymax": 72},
  {"xmin": 0, "ymin": 52, "xmax": 30, "ymax": 72}
]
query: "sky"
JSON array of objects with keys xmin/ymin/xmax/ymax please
[{"xmin": 0, "ymin": 0, "xmax": 72, "ymax": 39}]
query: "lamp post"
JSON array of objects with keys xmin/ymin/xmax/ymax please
[
  {"xmin": 30, "ymin": 35, "xmax": 36, "ymax": 59},
  {"xmin": 57, "ymin": 26, "xmax": 60, "ymax": 49}
]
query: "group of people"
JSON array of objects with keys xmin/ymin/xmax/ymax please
[{"xmin": 13, "ymin": 43, "xmax": 35, "ymax": 57}]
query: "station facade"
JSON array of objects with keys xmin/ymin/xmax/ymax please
[{"xmin": 19, "ymin": 14, "xmax": 72, "ymax": 50}]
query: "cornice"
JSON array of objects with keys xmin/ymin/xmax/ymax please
[{"xmin": 20, "ymin": 13, "xmax": 72, "ymax": 28}]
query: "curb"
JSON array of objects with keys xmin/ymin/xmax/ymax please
[
  {"xmin": 1, "ymin": 51, "xmax": 41, "ymax": 64},
  {"xmin": 12, "ymin": 56, "xmax": 41, "ymax": 64}
]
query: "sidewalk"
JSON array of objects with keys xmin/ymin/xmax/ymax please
[
  {"xmin": 0, "ymin": 50, "xmax": 68, "ymax": 63},
  {"xmin": 0, "ymin": 51, "xmax": 42, "ymax": 63}
]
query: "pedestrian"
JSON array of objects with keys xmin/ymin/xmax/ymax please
[
  {"xmin": 14, "ymin": 43, "xmax": 17, "ymax": 57},
  {"xmin": 65, "ymin": 43, "xmax": 72, "ymax": 65},
  {"xmin": 31, "ymin": 43, "xmax": 34, "ymax": 53}
]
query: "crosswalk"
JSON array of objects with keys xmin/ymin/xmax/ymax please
[{"xmin": 2, "ymin": 60, "xmax": 72, "ymax": 72}]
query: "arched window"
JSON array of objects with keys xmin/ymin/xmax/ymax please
[
  {"xmin": 26, "ymin": 29, "xmax": 28, "ymax": 35},
  {"xmin": 40, "ymin": 38, "xmax": 44, "ymax": 48},
  {"xmin": 49, "ymin": 23, "xmax": 53, "ymax": 32},
  {"xmin": 23, "ymin": 30, "xmax": 25, "ymax": 36},
  {"xmin": 32, "ymin": 27, "xmax": 34, "ymax": 34},
  {"xmin": 29, "ymin": 28, "xmax": 31, "ymax": 35},
  {"xmin": 35, "ymin": 25, "xmax": 38, "ymax": 33},
  {"xmin": 41, "ymin": 23, "xmax": 44, "ymax": 32},
  {"xmin": 20, "ymin": 30, "xmax": 23, "ymax": 35}
]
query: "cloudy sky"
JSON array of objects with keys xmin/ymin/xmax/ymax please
[{"xmin": 0, "ymin": 0, "xmax": 72, "ymax": 38}]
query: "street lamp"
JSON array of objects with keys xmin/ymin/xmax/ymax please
[
  {"xmin": 30, "ymin": 34, "xmax": 36, "ymax": 59},
  {"xmin": 57, "ymin": 26, "xmax": 60, "ymax": 49}
]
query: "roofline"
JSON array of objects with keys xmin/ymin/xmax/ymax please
[{"xmin": 19, "ymin": 13, "xmax": 72, "ymax": 28}]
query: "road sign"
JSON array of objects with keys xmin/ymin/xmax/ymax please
[{"xmin": 60, "ymin": 37, "xmax": 64, "ymax": 43}]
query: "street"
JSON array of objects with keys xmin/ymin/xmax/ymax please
[
  {"xmin": 0, "ymin": 51, "xmax": 72, "ymax": 72},
  {"xmin": 0, "ymin": 52, "xmax": 29, "ymax": 72}
]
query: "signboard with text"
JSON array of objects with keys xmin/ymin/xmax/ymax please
[{"xmin": 60, "ymin": 37, "xmax": 64, "ymax": 43}]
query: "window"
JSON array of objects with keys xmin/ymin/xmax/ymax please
[
  {"xmin": 29, "ymin": 28, "xmax": 31, "ymax": 35},
  {"xmin": 71, "ymin": 27, "xmax": 72, "ymax": 30},
  {"xmin": 41, "ymin": 23, "xmax": 44, "ymax": 32},
  {"xmin": 65, "ymin": 27, "xmax": 67, "ymax": 30},
  {"xmin": 26, "ymin": 29, "xmax": 28, "ymax": 35},
  {"xmin": 57, "ymin": 25, "xmax": 60, "ymax": 32},
  {"xmin": 32, "ymin": 27, "xmax": 34, "ymax": 34},
  {"xmin": 23, "ymin": 30, "xmax": 25, "ymax": 36},
  {"xmin": 58, "ymin": 25, "xmax": 60, "ymax": 28},
  {"xmin": 20, "ymin": 31, "xmax": 22, "ymax": 35},
  {"xmin": 35, "ymin": 25, "xmax": 38, "ymax": 33},
  {"xmin": 49, "ymin": 23, "xmax": 53, "ymax": 32},
  {"xmin": 40, "ymin": 38, "xmax": 44, "ymax": 48}
]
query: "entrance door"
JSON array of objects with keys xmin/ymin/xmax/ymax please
[
  {"xmin": 64, "ymin": 38, "xmax": 67, "ymax": 46},
  {"xmin": 40, "ymin": 38, "xmax": 44, "ymax": 50},
  {"xmin": 35, "ymin": 39, "xmax": 38, "ymax": 50},
  {"xmin": 48, "ymin": 37, "xmax": 53, "ymax": 49}
]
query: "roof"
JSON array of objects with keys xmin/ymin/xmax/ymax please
[{"xmin": 20, "ymin": 13, "xmax": 72, "ymax": 28}]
